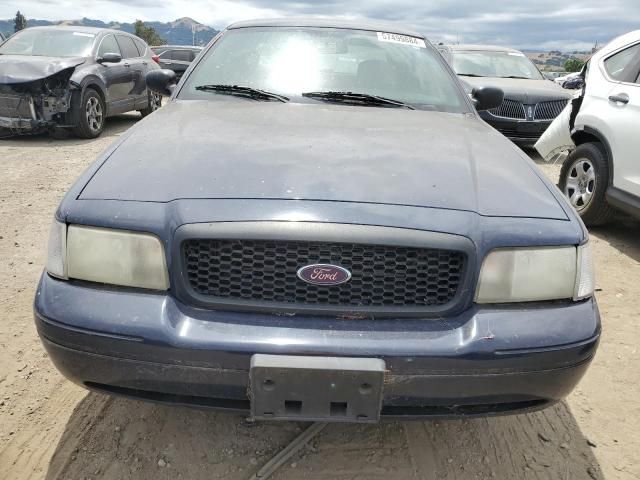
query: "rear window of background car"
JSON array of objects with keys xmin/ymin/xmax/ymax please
[
  {"xmin": 98, "ymin": 35, "xmax": 120, "ymax": 57},
  {"xmin": 133, "ymin": 38, "xmax": 147, "ymax": 56},
  {"xmin": 604, "ymin": 43, "xmax": 640, "ymax": 83},
  {"xmin": 171, "ymin": 50, "xmax": 192, "ymax": 62},
  {"xmin": 116, "ymin": 35, "xmax": 140, "ymax": 58}
]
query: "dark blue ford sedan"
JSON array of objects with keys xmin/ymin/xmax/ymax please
[{"xmin": 35, "ymin": 19, "xmax": 599, "ymax": 423}]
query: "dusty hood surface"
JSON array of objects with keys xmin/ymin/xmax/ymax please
[
  {"xmin": 461, "ymin": 76, "xmax": 571, "ymax": 103},
  {"xmin": 80, "ymin": 100, "xmax": 566, "ymax": 219},
  {"xmin": 0, "ymin": 55, "xmax": 85, "ymax": 84}
]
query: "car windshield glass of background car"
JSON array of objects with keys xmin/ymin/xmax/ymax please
[
  {"xmin": 453, "ymin": 50, "xmax": 543, "ymax": 79},
  {"xmin": 0, "ymin": 29, "xmax": 95, "ymax": 57},
  {"xmin": 182, "ymin": 27, "xmax": 467, "ymax": 113}
]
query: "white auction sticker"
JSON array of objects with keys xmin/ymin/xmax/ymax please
[{"xmin": 377, "ymin": 32, "xmax": 426, "ymax": 48}]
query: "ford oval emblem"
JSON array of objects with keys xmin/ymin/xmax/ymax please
[{"xmin": 297, "ymin": 264, "xmax": 352, "ymax": 286}]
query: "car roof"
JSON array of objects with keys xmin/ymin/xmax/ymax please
[
  {"xmin": 227, "ymin": 17, "xmax": 424, "ymax": 38},
  {"xmin": 448, "ymin": 44, "xmax": 524, "ymax": 54},
  {"xmin": 592, "ymin": 30, "xmax": 640, "ymax": 61},
  {"xmin": 19, "ymin": 25, "xmax": 134, "ymax": 37}
]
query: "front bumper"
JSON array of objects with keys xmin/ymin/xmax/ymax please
[
  {"xmin": 34, "ymin": 274, "xmax": 600, "ymax": 420},
  {"xmin": 480, "ymin": 112, "xmax": 553, "ymax": 145},
  {"xmin": 0, "ymin": 115, "xmax": 38, "ymax": 130}
]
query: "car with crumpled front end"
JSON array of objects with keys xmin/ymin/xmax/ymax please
[
  {"xmin": 34, "ymin": 19, "xmax": 599, "ymax": 423},
  {"xmin": 447, "ymin": 44, "xmax": 572, "ymax": 146},
  {"xmin": 0, "ymin": 26, "xmax": 161, "ymax": 138}
]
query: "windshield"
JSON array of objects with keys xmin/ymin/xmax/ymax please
[
  {"xmin": 181, "ymin": 27, "xmax": 468, "ymax": 113},
  {"xmin": 0, "ymin": 29, "xmax": 96, "ymax": 57},
  {"xmin": 452, "ymin": 50, "xmax": 543, "ymax": 79}
]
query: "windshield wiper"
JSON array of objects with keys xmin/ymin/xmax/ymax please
[
  {"xmin": 302, "ymin": 91, "xmax": 415, "ymax": 110},
  {"xmin": 458, "ymin": 73, "xmax": 486, "ymax": 77},
  {"xmin": 194, "ymin": 84, "xmax": 289, "ymax": 103},
  {"xmin": 499, "ymin": 75, "xmax": 531, "ymax": 80}
]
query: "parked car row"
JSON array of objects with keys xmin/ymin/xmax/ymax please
[{"xmin": 0, "ymin": 24, "xmax": 580, "ymax": 147}]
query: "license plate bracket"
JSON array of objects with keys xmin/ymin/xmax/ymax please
[{"xmin": 250, "ymin": 355, "xmax": 385, "ymax": 423}]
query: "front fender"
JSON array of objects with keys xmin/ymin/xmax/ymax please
[{"xmin": 70, "ymin": 69, "xmax": 108, "ymax": 103}]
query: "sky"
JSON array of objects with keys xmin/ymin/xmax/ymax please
[{"xmin": 2, "ymin": 0, "xmax": 640, "ymax": 51}]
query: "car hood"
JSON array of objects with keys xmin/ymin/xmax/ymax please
[
  {"xmin": 460, "ymin": 76, "xmax": 572, "ymax": 103},
  {"xmin": 80, "ymin": 100, "xmax": 567, "ymax": 220},
  {"xmin": 0, "ymin": 55, "xmax": 85, "ymax": 84}
]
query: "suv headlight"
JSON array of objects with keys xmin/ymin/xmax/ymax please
[
  {"xmin": 46, "ymin": 221, "xmax": 169, "ymax": 290},
  {"xmin": 475, "ymin": 243, "xmax": 594, "ymax": 303}
]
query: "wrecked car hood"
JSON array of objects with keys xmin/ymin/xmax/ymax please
[
  {"xmin": 0, "ymin": 55, "xmax": 85, "ymax": 84},
  {"xmin": 80, "ymin": 100, "xmax": 567, "ymax": 220}
]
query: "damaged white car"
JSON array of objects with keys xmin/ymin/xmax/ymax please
[
  {"xmin": 536, "ymin": 30, "xmax": 640, "ymax": 226},
  {"xmin": 0, "ymin": 26, "xmax": 161, "ymax": 139}
]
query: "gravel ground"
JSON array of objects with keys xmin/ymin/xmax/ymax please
[{"xmin": 0, "ymin": 114, "xmax": 639, "ymax": 480}]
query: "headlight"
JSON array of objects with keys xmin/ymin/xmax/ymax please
[
  {"xmin": 475, "ymin": 244, "xmax": 594, "ymax": 303},
  {"xmin": 574, "ymin": 242, "xmax": 595, "ymax": 300},
  {"xmin": 46, "ymin": 220, "xmax": 67, "ymax": 279},
  {"xmin": 46, "ymin": 222, "xmax": 169, "ymax": 290}
]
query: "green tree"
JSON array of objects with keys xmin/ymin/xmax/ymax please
[
  {"xmin": 134, "ymin": 20, "xmax": 165, "ymax": 46},
  {"xmin": 565, "ymin": 58, "xmax": 585, "ymax": 73},
  {"xmin": 14, "ymin": 11, "xmax": 27, "ymax": 32}
]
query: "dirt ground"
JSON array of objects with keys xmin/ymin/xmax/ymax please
[{"xmin": 0, "ymin": 114, "xmax": 639, "ymax": 480}]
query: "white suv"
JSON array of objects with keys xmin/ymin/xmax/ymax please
[{"xmin": 536, "ymin": 30, "xmax": 640, "ymax": 226}]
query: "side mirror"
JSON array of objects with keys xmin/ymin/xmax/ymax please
[
  {"xmin": 98, "ymin": 52, "xmax": 122, "ymax": 64},
  {"xmin": 146, "ymin": 69, "xmax": 178, "ymax": 97},
  {"xmin": 471, "ymin": 86, "xmax": 504, "ymax": 111}
]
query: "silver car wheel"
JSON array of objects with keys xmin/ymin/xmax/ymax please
[
  {"xmin": 85, "ymin": 96, "xmax": 103, "ymax": 133},
  {"xmin": 564, "ymin": 157, "xmax": 596, "ymax": 211}
]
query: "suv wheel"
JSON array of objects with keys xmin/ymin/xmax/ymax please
[
  {"xmin": 72, "ymin": 88, "xmax": 105, "ymax": 139},
  {"xmin": 140, "ymin": 91, "xmax": 162, "ymax": 117},
  {"xmin": 559, "ymin": 142, "xmax": 615, "ymax": 226}
]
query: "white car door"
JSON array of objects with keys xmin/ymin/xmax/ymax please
[{"xmin": 598, "ymin": 42, "xmax": 640, "ymax": 196}]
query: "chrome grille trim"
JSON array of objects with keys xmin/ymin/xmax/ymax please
[
  {"xmin": 488, "ymin": 99, "xmax": 526, "ymax": 119},
  {"xmin": 534, "ymin": 100, "xmax": 568, "ymax": 120}
]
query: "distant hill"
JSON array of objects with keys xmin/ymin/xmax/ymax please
[
  {"xmin": 0, "ymin": 17, "xmax": 219, "ymax": 46},
  {"xmin": 525, "ymin": 50, "xmax": 592, "ymax": 72}
]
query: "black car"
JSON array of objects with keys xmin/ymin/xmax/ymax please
[
  {"xmin": 151, "ymin": 45, "xmax": 202, "ymax": 79},
  {"xmin": 562, "ymin": 75, "xmax": 585, "ymax": 90},
  {"xmin": 0, "ymin": 26, "xmax": 162, "ymax": 138},
  {"xmin": 447, "ymin": 45, "xmax": 572, "ymax": 146},
  {"xmin": 36, "ymin": 19, "xmax": 599, "ymax": 423}
]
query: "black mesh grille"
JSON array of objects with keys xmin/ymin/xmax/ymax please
[
  {"xmin": 183, "ymin": 240, "xmax": 465, "ymax": 309},
  {"xmin": 488, "ymin": 99, "xmax": 525, "ymax": 119},
  {"xmin": 534, "ymin": 100, "xmax": 568, "ymax": 120}
]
